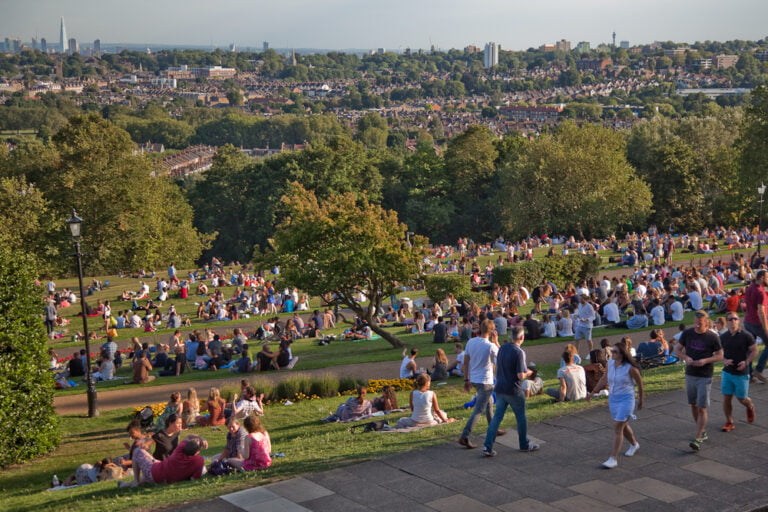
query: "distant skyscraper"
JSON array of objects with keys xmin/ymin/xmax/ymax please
[
  {"xmin": 3, "ymin": 38, "xmax": 9, "ymax": 53},
  {"xmin": 41, "ymin": 38, "xmax": 47, "ymax": 53},
  {"xmin": 612, "ymin": 31, "xmax": 616, "ymax": 48},
  {"xmin": 31, "ymin": 37, "xmax": 38, "ymax": 50},
  {"xmin": 263, "ymin": 41, "xmax": 269, "ymax": 51},
  {"xmin": 93, "ymin": 39, "xmax": 100, "ymax": 57},
  {"xmin": 59, "ymin": 17, "xmax": 68, "ymax": 53},
  {"xmin": 620, "ymin": 40, "xmax": 630, "ymax": 49},
  {"xmin": 229, "ymin": 43, "xmax": 236, "ymax": 52},
  {"xmin": 68, "ymin": 38, "xmax": 78, "ymax": 54},
  {"xmin": 484, "ymin": 42, "xmax": 499, "ymax": 68}
]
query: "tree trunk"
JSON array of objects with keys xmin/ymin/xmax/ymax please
[{"xmin": 369, "ymin": 319, "xmax": 405, "ymax": 349}]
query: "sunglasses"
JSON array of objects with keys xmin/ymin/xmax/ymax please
[{"xmin": 727, "ymin": 317, "xmax": 739, "ymax": 321}]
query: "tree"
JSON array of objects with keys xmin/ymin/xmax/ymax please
[
  {"xmin": 0, "ymin": 245, "xmax": 60, "ymax": 467},
  {"xmin": 264, "ymin": 183, "xmax": 426, "ymax": 348},
  {"xmin": 498, "ymin": 122, "xmax": 652, "ymax": 238}
]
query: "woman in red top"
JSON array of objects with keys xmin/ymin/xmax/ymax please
[{"xmin": 195, "ymin": 387, "xmax": 227, "ymax": 426}]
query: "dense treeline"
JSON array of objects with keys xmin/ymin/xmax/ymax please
[{"xmin": 2, "ymin": 88, "xmax": 768, "ymax": 274}]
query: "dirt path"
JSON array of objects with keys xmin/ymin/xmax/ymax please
[{"xmin": 54, "ymin": 325, "xmax": 684, "ymax": 416}]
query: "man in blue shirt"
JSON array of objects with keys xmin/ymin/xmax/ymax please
[{"xmin": 483, "ymin": 325, "xmax": 540, "ymax": 457}]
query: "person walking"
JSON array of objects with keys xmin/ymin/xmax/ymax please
[
  {"xmin": 675, "ymin": 310, "xmax": 723, "ymax": 451},
  {"xmin": 720, "ymin": 313, "xmax": 757, "ymax": 432},
  {"xmin": 587, "ymin": 341, "xmax": 644, "ymax": 469},
  {"xmin": 459, "ymin": 319, "xmax": 502, "ymax": 448},
  {"xmin": 743, "ymin": 269, "xmax": 768, "ymax": 383},
  {"xmin": 574, "ymin": 295, "xmax": 596, "ymax": 355},
  {"xmin": 483, "ymin": 326, "xmax": 539, "ymax": 457}
]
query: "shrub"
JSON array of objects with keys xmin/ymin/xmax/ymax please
[
  {"xmin": 0, "ymin": 247, "xmax": 60, "ymax": 467},
  {"xmin": 492, "ymin": 254, "xmax": 599, "ymax": 291},
  {"xmin": 273, "ymin": 373, "xmax": 312, "ymax": 400},
  {"xmin": 310, "ymin": 373, "xmax": 340, "ymax": 398},
  {"xmin": 338, "ymin": 376, "xmax": 362, "ymax": 394},
  {"xmin": 425, "ymin": 273, "xmax": 481, "ymax": 303},
  {"xmin": 251, "ymin": 377, "xmax": 274, "ymax": 402}
]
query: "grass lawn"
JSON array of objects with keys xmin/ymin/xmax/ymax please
[{"xmin": 2, "ymin": 362, "xmax": 691, "ymax": 512}]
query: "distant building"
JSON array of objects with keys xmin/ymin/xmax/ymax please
[
  {"xmin": 620, "ymin": 40, "xmax": 630, "ymax": 49},
  {"xmin": 695, "ymin": 58, "xmax": 712, "ymax": 70},
  {"xmin": 713, "ymin": 55, "xmax": 738, "ymax": 69},
  {"xmin": 41, "ymin": 38, "xmax": 47, "ymax": 53},
  {"xmin": 263, "ymin": 41, "xmax": 269, "ymax": 51},
  {"xmin": 464, "ymin": 45, "xmax": 481, "ymax": 54},
  {"xmin": 664, "ymin": 48, "xmax": 687, "ymax": 59},
  {"xmin": 484, "ymin": 42, "xmax": 499, "ymax": 68},
  {"xmin": 229, "ymin": 43, "xmax": 236, "ymax": 52},
  {"xmin": 555, "ymin": 39, "xmax": 571, "ymax": 52},
  {"xmin": 539, "ymin": 44, "xmax": 556, "ymax": 52},
  {"xmin": 165, "ymin": 65, "xmax": 236, "ymax": 79},
  {"xmin": 377, "ymin": 48, "xmax": 385, "ymax": 54},
  {"xmin": 575, "ymin": 41, "xmax": 590, "ymax": 53},
  {"xmin": 93, "ymin": 39, "xmax": 101, "ymax": 57},
  {"xmin": 11, "ymin": 38, "xmax": 22, "ymax": 53},
  {"xmin": 59, "ymin": 17, "xmax": 68, "ymax": 54},
  {"xmin": 755, "ymin": 50, "xmax": 768, "ymax": 62},
  {"xmin": 31, "ymin": 37, "xmax": 38, "ymax": 50},
  {"xmin": 68, "ymin": 37, "xmax": 78, "ymax": 54}
]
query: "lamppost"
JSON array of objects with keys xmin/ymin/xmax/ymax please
[
  {"xmin": 66, "ymin": 209, "xmax": 99, "ymax": 417},
  {"xmin": 759, "ymin": 183, "xmax": 766, "ymax": 256}
]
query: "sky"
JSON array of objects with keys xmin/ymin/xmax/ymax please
[{"xmin": 1, "ymin": 0, "xmax": 767, "ymax": 51}]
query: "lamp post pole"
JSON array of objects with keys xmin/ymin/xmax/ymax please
[
  {"xmin": 67, "ymin": 209, "xmax": 98, "ymax": 417},
  {"xmin": 759, "ymin": 184, "xmax": 766, "ymax": 257}
]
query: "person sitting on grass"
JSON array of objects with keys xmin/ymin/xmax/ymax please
[
  {"xmin": 196, "ymin": 387, "xmax": 227, "ymax": 427},
  {"xmin": 323, "ymin": 385, "xmax": 373, "ymax": 423},
  {"xmin": 226, "ymin": 415, "xmax": 272, "ymax": 471},
  {"xmin": 522, "ymin": 364, "xmax": 544, "ymax": 398},
  {"xmin": 131, "ymin": 350, "xmax": 155, "ymax": 384},
  {"xmin": 546, "ymin": 350, "xmax": 587, "ymax": 402},
  {"xmin": 211, "ymin": 416, "xmax": 248, "ymax": 463},
  {"xmin": 119, "ymin": 434, "xmax": 208, "ymax": 487},
  {"xmin": 429, "ymin": 348, "xmax": 449, "ymax": 380},
  {"xmin": 371, "ymin": 385, "xmax": 399, "ymax": 412},
  {"xmin": 154, "ymin": 392, "xmax": 184, "ymax": 432},
  {"xmin": 230, "ymin": 386, "xmax": 264, "ymax": 418},
  {"xmin": 395, "ymin": 374, "xmax": 454, "ymax": 428},
  {"xmin": 256, "ymin": 343, "xmax": 280, "ymax": 372},
  {"xmin": 152, "ymin": 414, "xmax": 182, "ymax": 461},
  {"xmin": 181, "ymin": 388, "xmax": 200, "ymax": 428}
]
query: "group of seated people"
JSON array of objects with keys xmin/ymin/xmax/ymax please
[{"xmin": 322, "ymin": 384, "xmax": 400, "ymax": 423}]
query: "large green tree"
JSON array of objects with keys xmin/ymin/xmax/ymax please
[
  {"xmin": 0, "ymin": 245, "xmax": 60, "ymax": 467},
  {"xmin": 264, "ymin": 184, "xmax": 425, "ymax": 348},
  {"xmin": 499, "ymin": 122, "xmax": 652, "ymax": 238}
]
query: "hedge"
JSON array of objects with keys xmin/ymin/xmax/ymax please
[
  {"xmin": 0, "ymin": 246, "xmax": 60, "ymax": 467},
  {"xmin": 491, "ymin": 254, "xmax": 600, "ymax": 291}
]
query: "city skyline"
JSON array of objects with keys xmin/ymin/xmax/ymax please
[{"xmin": 1, "ymin": 0, "xmax": 767, "ymax": 52}]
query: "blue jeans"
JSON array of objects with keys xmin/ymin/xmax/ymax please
[
  {"xmin": 744, "ymin": 322, "xmax": 768, "ymax": 372},
  {"xmin": 461, "ymin": 383, "xmax": 494, "ymax": 439},
  {"xmin": 484, "ymin": 390, "xmax": 529, "ymax": 451}
]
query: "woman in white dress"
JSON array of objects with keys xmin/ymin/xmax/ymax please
[{"xmin": 587, "ymin": 340, "xmax": 644, "ymax": 469}]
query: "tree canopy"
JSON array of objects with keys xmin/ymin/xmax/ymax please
[{"xmin": 263, "ymin": 183, "xmax": 426, "ymax": 348}]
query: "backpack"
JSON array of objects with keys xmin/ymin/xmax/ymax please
[{"xmin": 209, "ymin": 459, "xmax": 234, "ymax": 476}]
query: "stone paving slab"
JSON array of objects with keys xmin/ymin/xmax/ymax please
[
  {"xmin": 681, "ymin": 460, "xmax": 760, "ymax": 484},
  {"xmin": 425, "ymin": 493, "xmax": 499, "ymax": 512},
  {"xmin": 567, "ymin": 479, "xmax": 646, "ymax": 507},
  {"xmin": 618, "ymin": 477, "xmax": 696, "ymax": 503},
  {"xmin": 265, "ymin": 477, "xmax": 334, "ymax": 503},
  {"xmin": 498, "ymin": 497, "xmax": 563, "ymax": 512},
  {"xmin": 549, "ymin": 494, "xmax": 626, "ymax": 512}
]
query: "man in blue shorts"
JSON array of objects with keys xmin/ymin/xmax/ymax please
[
  {"xmin": 574, "ymin": 295, "xmax": 596, "ymax": 355},
  {"xmin": 720, "ymin": 314, "xmax": 757, "ymax": 432},
  {"xmin": 675, "ymin": 310, "xmax": 723, "ymax": 451}
]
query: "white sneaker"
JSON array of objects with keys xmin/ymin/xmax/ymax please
[
  {"xmin": 602, "ymin": 457, "xmax": 618, "ymax": 469},
  {"xmin": 624, "ymin": 443, "xmax": 640, "ymax": 457}
]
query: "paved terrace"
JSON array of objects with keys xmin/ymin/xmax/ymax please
[{"xmin": 173, "ymin": 379, "xmax": 768, "ymax": 512}]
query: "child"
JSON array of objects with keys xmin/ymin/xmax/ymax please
[{"xmin": 227, "ymin": 415, "xmax": 272, "ymax": 471}]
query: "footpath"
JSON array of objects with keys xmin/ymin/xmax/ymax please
[{"xmin": 172, "ymin": 378, "xmax": 768, "ymax": 512}]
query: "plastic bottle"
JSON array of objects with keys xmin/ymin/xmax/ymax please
[{"xmin": 52, "ymin": 474, "xmax": 60, "ymax": 487}]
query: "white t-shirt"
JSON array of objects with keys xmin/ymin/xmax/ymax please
[
  {"xmin": 464, "ymin": 336, "xmax": 498, "ymax": 385},
  {"xmin": 650, "ymin": 305, "xmax": 665, "ymax": 326},
  {"xmin": 603, "ymin": 302, "xmax": 620, "ymax": 323},
  {"xmin": 687, "ymin": 291, "xmax": 703, "ymax": 310},
  {"xmin": 670, "ymin": 301, "xmax": 684, "ymax": 322}
]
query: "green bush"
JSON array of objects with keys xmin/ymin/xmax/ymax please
[
  {"xmin": 310, "ymin": 373, "xmax": 340, "ymax": 398},
  {"xmin": 424, "ymin": 274, "xmax": 479, "ymax": 303},
  {"xmin": 250, "ymin": 377, "xmax": 274, "ymax": 401},
  {"xmin": 338, "ymin": 376, "xmax": 363, "ymax": 393},
  {"xmin": 492, "ymin": 254, "xmax": 599, "ymax": 291},
  {"xmin": 0, "ymin": 247, "xmax": 60, "ymax": 467}
]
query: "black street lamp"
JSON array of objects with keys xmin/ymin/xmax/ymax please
[
  {"xmin": 66, "ymin": 209, "xmax": 99, "ymax": 417},
  {"xmin": 759, "ymin": 184, "xmax": 766, "ymax": 256}
]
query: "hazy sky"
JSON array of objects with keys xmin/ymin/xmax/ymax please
[{"xmin": 2, "ymin": 0, "xmax": 767, "ymax": 51}]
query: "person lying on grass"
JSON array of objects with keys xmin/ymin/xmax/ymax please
[
  {"xmin": 119, "ymin": 434, "xmax": 208, "ymax": 487},
  {"xmin": 323, "ymin": 385, "xmax": 373, "ymax": 423}
]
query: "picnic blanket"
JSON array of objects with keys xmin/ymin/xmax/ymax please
[{"xmin": 378, "ymin": 418, "xmax": 458, "ymax": 433}]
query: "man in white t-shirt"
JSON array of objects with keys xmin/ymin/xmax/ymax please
[
  {"xmin": 667, "ymin": 296, "xmax": 685, "ymax": 322},
  {"xmin": 650, "ymin": 299, "xmax": 666, "ymax": 326},
  {"xmin": 459, "ymin": 319, "xmax": 501, "ymax": 449},
  {"xmin": 685, "ymin": 290, "xmax": 703, "ymax": 311},
  {"xmin": 603, "ymin": 299, "xmax": 621, "ymax": 325},
  {"xmin": 546, "ymin": 351, "xmax": 587, "ymax": 402},
  {"xmin": 448, "ymin": 343, "xmax": 465, "ymax": 377}
]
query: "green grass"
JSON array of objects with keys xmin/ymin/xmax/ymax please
[{"xmin": 2, "ymin": 362, "xmax": 690, "ymax": 512}]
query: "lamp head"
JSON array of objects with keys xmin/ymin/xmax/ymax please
[{"xmin": 66, "ymin": 209, "xmax": 83, "ymax": 239}]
